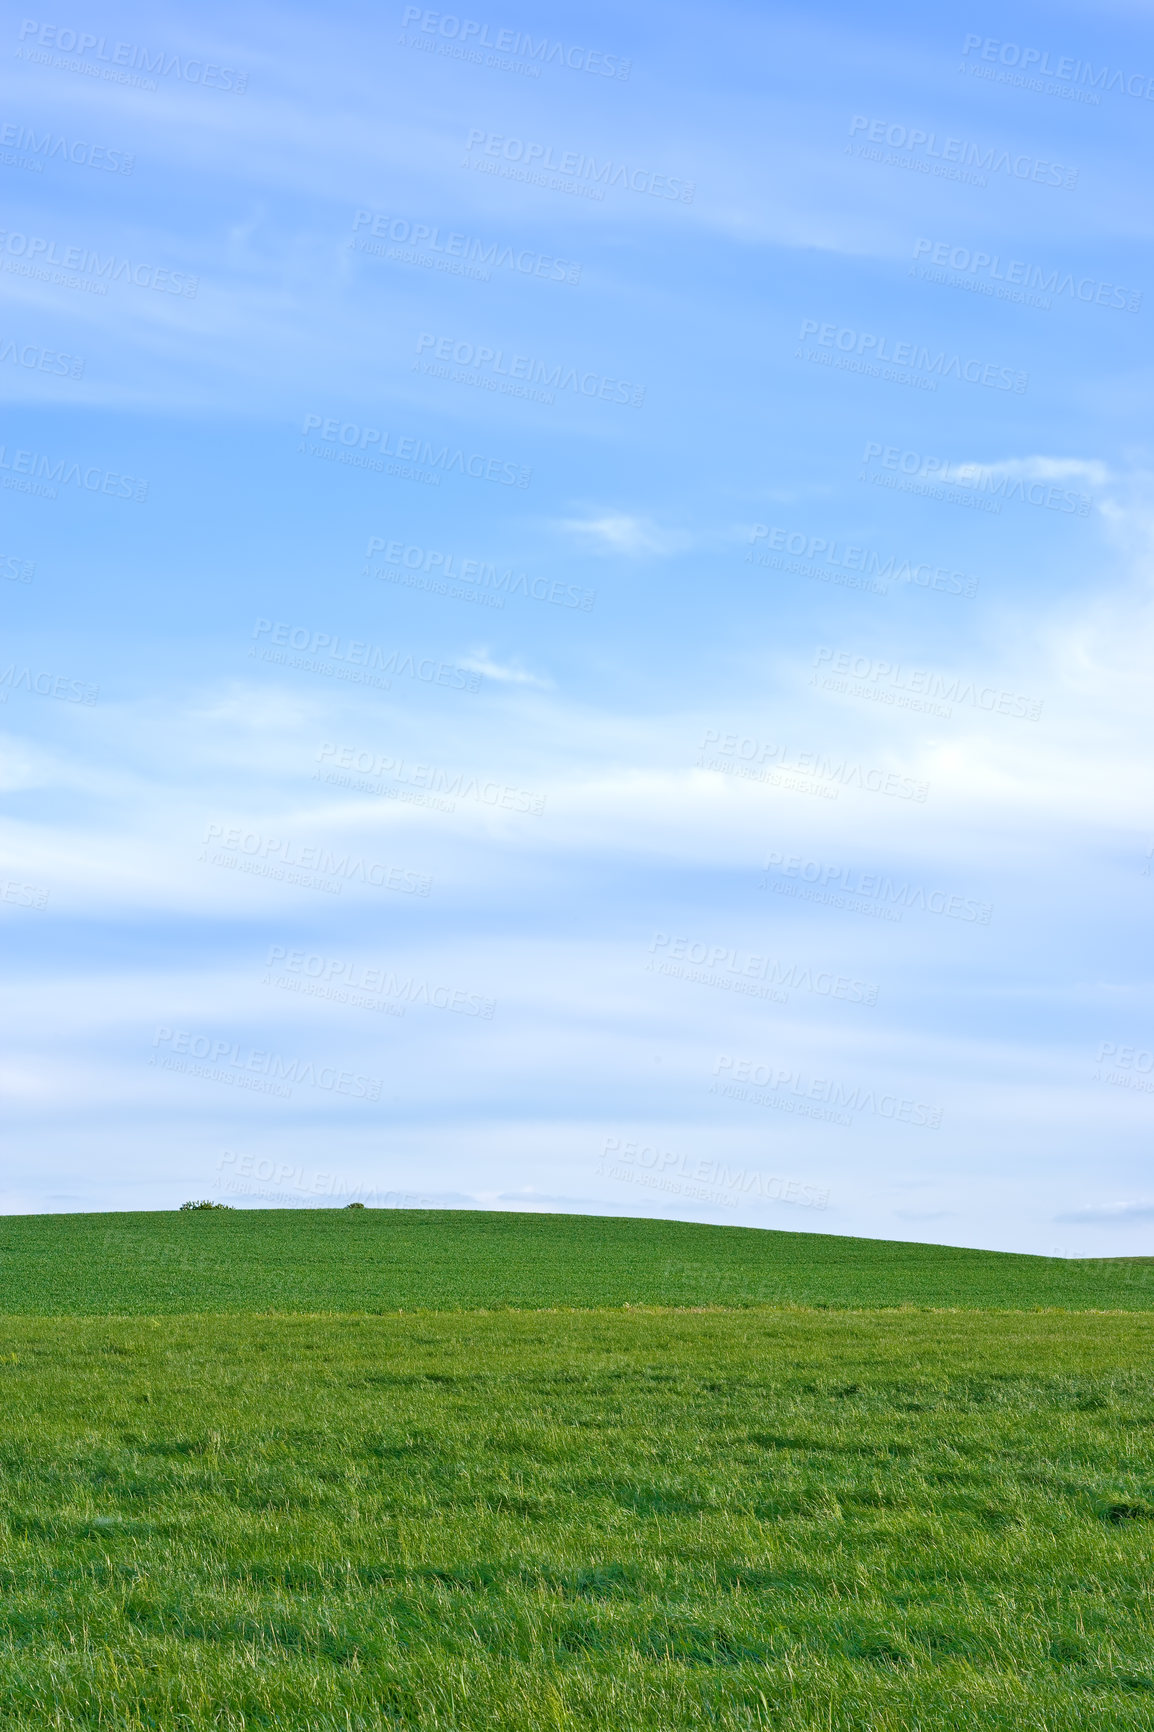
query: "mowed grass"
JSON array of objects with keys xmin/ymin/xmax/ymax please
[
  {"xmin": 3, "ymin": 1307, "xmax": 1154, "ymax": 1729},
  {"xmin": 1, "ymin": 1208, "xmax": 1153, "ymax": 1313}
]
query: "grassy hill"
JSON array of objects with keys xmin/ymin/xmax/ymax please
[
  {"xmin": 0, "ymin": 1206, "xmax": 1150, "ymax": 1315},
  {"xmin": 3, "ymin": 1209, "xmax": 1153, "ymax": 1727}
]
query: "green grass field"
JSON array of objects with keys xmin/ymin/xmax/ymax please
[
  {"xmin": 2, "ymin": 1207, "xmax": 1152, "ymax": 1314},
  {"xmin": 2, "ymin": 1211, "xmax": 1153, "ymax": 1729}
]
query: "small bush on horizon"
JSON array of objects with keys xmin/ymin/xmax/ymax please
[{"xmin": 177, "ymin": 1200, "xmax": 233, "ymax": 1212}]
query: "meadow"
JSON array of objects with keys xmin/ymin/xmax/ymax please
[
  {"xmin": 1, "ymin": 1212, "xmax": 1152, "ymax": 1729},
  {"xmin": 1, "ymin": 1207, "xmax": 1153, "ymax": 1314}
]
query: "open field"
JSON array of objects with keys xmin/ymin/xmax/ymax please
[
  {"xmin": 1, "ymin": 1208, "xmax": 1153, "ymax": 1314},
  {"xmin": 2, "ymin": 1212, "xmax": 1153, "ymax": 1727},
  {"xmin": 2, "ymin": 1307, "xmax": 1154, "ymax": 1729}
]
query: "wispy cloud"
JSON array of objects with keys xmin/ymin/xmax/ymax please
[
  {"xmin": 557, "ymin": 514, "xmax": 689, "ymax": 556},
  {"xmin": 1055, "ymin": 1201, "xmax": 1154, "ymax": 1225},
  {"xmin": 461, "ymin": 652, "xmax": 551, "ymax": 688},
  {"xmin": 964, "ymin": 456, "xmax": 1114, "ymax": 487}
]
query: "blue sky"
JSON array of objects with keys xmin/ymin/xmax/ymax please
[{"xmin": 2, "ymin": 0, "xmax": 1153, "ymax": 1252}]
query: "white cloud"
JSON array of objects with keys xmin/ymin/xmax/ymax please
[
  {"xmin": 965, "ymin": 456, "xmax": 1114, "ymax": 487},
  {"xmin": 1056, "ymin": 1201, "xmax": 1154, "ymax": 1224},
  {"xmin": 557, "ymin": 513, "xmax": 689, "ymax": 556},
  {"xmin": 461, "ymin": 651, "xmax": 551, "ymax": 687}
]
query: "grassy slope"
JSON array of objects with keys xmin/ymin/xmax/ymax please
[
  {"xmin": 0, "ymin": 1207, "xmax": 1151, "ymax": 1314},
  {"xmin": 2, "ymin": 1309, "xmax": 1153, "ymax": 1729},
  {"xmin": 4, "ymin": 1212, "xmax": 1153, "ymax": 1726}
]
